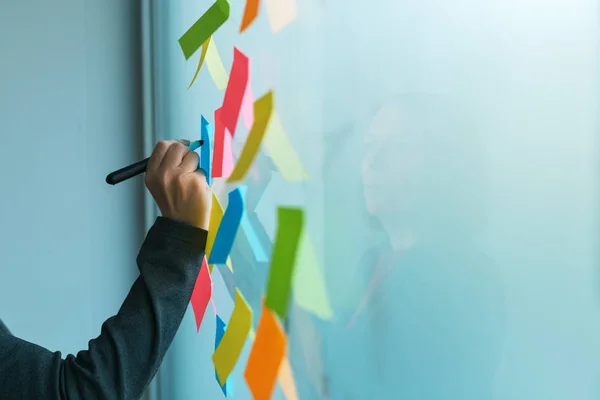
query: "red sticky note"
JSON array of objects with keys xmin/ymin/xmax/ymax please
[
  {"xmin": 221, "ymin": 48, "xmax": 249, "ymax": 137},
  {"xmin": 190, "ymin": 257, "xmax": 212, "ymax": 331},
  {"xmin": 212, "ymin": 108, "xmax": 225, "ymax": 178},
  {"xmin": 244, "ymin": 305, "xmax": 287, "ymax": 400},
  {"xmin": 212, "ymin": 108, "xmax": 235, "ymax": 179}
]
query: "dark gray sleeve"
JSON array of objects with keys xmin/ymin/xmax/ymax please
[{"xmin": 0, "ymin": 216, "xmax": 207, "ymax": 400}]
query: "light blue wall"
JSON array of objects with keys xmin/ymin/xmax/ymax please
[
  {"xmin": 0, "ymin": 0, "xmax": 144, "ymax": 358},
  {"xmin": 151, "ymin": 0, "xmax": 600, "ymax": 399}
]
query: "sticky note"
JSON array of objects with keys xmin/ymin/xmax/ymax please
[
  {"xmin": 178, "ymin": 0, "xmax": 230, "ymax": 60},
  {"xmin": 221, "ymin": 48, "xmax": 249, "ymax": 137},
  {"xmin": 214, "ymin": 315, "xmax": 229, "ymax": 395},
  {"xmin": 293, "ymin": 233, "xmax": 333, "ymax": 320},
  {"xmin": 212, "ymin": 108, "xmax": 225, "ymax": 178},
  {"xmin": 208, "ymin": 188, "xmax": 244, "ymax": 264},
  {"xmin": 188, "ymin": 37, "xmax": 211, "ymax": 89},
  {"xmin": 190, "ymin": 257, "xmax": 212, "ymax": 331},
  {"xmin": 244, "ymin": 305, "xmax": 287, "ymax": 400},
  {"xmin": 264, "ymin": 112, "xmax": 308, "ymax": 181},
  {"xmin": 211, "ymin": 297, "xmax": 217, "ymax": 317},
  {"xmin": 240, "ymin": 0, "xmax": 260, "ymax": 32},
  {"xmin": 200, "ymin": 116, "xmax": 212, "ymax": 185},
  {"xmin": 241, "ymin": 81, "xmax": 254, "ymax": 129},
  {"xmin": 222, "ymin": 127, "xmax": 234, "ymax": 177},
  {"xmin": 278, "ymin": 357, "xmax": 299, "ymax": 400},
  {"xmin": 227, "ymin": 91, "xmax": 273, "ymax": 184},
  {"xmin": 206, "ymin": 192, "xmax": 224, "ymax": 273},
  {"xmin": 206, "ymin": 39, "xmax": 228, "ymax": 90},
  {"xmin": 264, "ymin": 0, "xmax": 298, "ymax": 33},
  {"xmin": 212, "ymin": 109, "xmax": 234, "ymax": 179},
  {"xmin": 213, "ymin": 289, "xmax": 253, "ymax": 385},
  {"xmin": 265, "ymin": 207, "xmax": 304, "ymax": 320},
  {"xmin": 246, "ymin": 211, "xmax": 273, "ymax": 257},
  {"xmin": 234, "ymin": 186, "xmax": 268, "ymax": 262},
  {"xmin": 240, "ymin": 211, "xmax": 269, "ymax": 263}
]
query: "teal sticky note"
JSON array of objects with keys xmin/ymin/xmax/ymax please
[
  {"xmin": 201, "ymin": 115, "xmax": 212, "ymax": 185},
  {"xmin": 208, "ymin": 188, "xmax": 244, "ymax": 264}
]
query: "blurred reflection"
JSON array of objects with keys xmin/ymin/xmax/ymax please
[{"xmin": 325, "ymin": 94, "xmax": 507, "ymax": 399}]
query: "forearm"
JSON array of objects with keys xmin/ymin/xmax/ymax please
[{"xmin": 0, "ymin": 217, "xmax": 207, "ymax": 399}]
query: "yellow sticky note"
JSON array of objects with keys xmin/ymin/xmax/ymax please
[
  {"xmin": 264, "ymin": 112, "xmax": 309, "ymax": 181},
  {"xmin": 278, "ymin": 357, "xmax": 299, "ymax": 400},
  {"xmin": 264, "ymin": 0, "xmax": 298, "ymax": 33},
  {"xmin": 227, "ymin": 91, "xmax": 273, "ymax": 184},
  {"xmin": 212, "ymin": 289, "xmax": 253, "ymax": 385},
  {"xmin": 244, "ymin": 305, "xmax": 287, "ymax": 400},
  {"xmin": 188, "ymin": 37, "xmax": 211, "ymax": 89},
  {"xmin": 207, "ymin": 193, "xmax": 224, "ymax": 273},
  {"xmin": 293, "ymin": 232, "xmax": 333, "ymax": 320},
  {"xmin": 205, "ymin": 39, "xmax": 228, "ymax": 91}
]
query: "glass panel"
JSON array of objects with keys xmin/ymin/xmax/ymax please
[{"xmin": 154, "ymin": 0, "xmax": 600, "ymax": 398}]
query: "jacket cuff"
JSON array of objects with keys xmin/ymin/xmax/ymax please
[{"xmin": 148, "ymin": 216, "xmax": 208, "ymax": 251}]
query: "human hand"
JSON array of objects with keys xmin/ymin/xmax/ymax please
[{"xmin": 145, "ymin": 140, "xmax": 211, "ymax": 230}]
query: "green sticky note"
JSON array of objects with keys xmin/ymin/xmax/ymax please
[
  {"xmin": 293, "ymin": 232, "xmax": 334, "ymax": 320},
  {"xmin": 265, "ymin": 207, "xmax": 304, "ymax": 320},
  {"xmin": 178, "ymin": 0, "xmax": 230, "ymax": 60}
]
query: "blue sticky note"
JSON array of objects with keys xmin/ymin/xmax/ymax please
[
  {"xmin": 208, "ymin": 188, "xmax": 244, "ymax": 264},
  {"xmin": 238, "ymin": 186, "xmax": 269, "ymax": 263},
  {"xmin": 201, "ymin": 115, "xmax": 212, "ymax": 185}
]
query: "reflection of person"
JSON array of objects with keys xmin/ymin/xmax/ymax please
[
  {"xmin": 0, "ymin": 140, "xmax": 211, "ymax": 399},
  {"xmin": 331, "ymin": 95, "xmax": 506, "ymax": 399}
]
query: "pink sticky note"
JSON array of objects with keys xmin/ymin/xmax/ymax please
[
  {"xmin": 242, "ymin": 81, "xmax": 254, "ymax": 130},
  {"xmin": 222, "ymin": 128, "xmax": 234, "ymax": 178},
  {"xmin": 190, "ymin": 257, "xmax": 212, "ymax": 331},
  {"xmin": 211, "ymin": 297, "xmax": 217, "ymax": 317}
]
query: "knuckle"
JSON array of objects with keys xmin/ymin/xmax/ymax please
[
  {"xmin": 174, "ymin": 173, "xmax": 186, "ymax": 187},
  {"xmin": 159, "ymin": 173, "xmax": 170, "ymax": 188},
  {"xmin": 189, "ymin": 176, "xmax": 202, "ymax": 191},
  {"xmin": 156, "ymin": 140, "xmax": 169, "ymax": 151}
]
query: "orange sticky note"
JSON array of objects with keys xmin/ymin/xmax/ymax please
[
  {"xmin": 244, "ymin": 305, "xmax": 287, "ymax": 400},
  {"xmin": 240, "ymin": 0, "xmax": 260, "ymax": 33}
]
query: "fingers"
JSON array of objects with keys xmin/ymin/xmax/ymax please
[
  {"xmin": 161, "ymin": 141, "xmax": 190, "ymax": 170},
  {"xmin": 180, "ymin": 150, "xmax": 200, "ymax": 173},
  {"xmin": 147, "ymin": 140, "xmax": 176, "ymax": 172}
]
